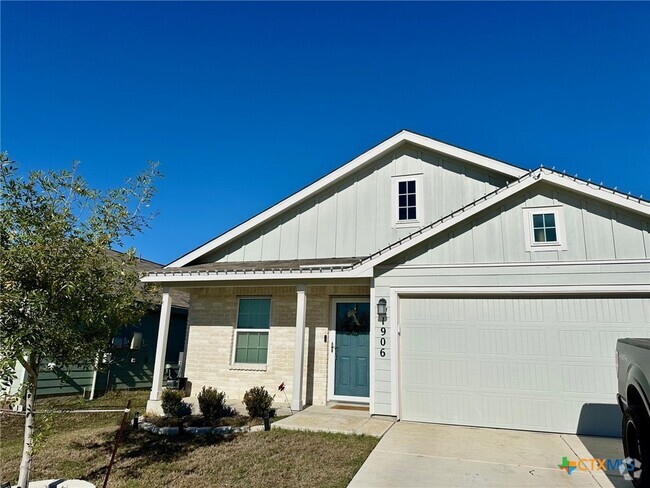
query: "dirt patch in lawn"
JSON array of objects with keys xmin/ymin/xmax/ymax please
[{"xmin": 0, "ymin": 391, "xmax": 378, "ymax": 487}]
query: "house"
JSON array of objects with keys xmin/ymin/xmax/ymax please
[
  {"xmin": 4, "ymin": 256, "xmax": 189, "ymax": 400},
  {"xmin": 142, "ymin": 130, "xmax": 650, "ymax": 436}
]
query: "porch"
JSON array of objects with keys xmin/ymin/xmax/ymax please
[{"xmin": 145, "ymin": 280, "xmax": 374, "ymax": 416}]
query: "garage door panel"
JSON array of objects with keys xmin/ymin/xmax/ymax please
[
  {"xmin": 479, "ymin": 361, "xmax": 550, "ymax": 391},
  {"xmin": 404, "ymin": 390, "xmax": 474, "ymax": 425},
  {"xmin": 400, "ymin": 297, "xmax": 467, "ymax": 322},
  {"xmin": 480, "ymin": 396, "xmax": 554, "ymax": 430},
  {"xmin": 400, "ymin": 297, "xmax": 650, "ymax": 434},
  {"xmin": 403, "ymin": 359, "xmax": 467, "ymax": 389},
  {"xmin": 477, "ymin": 327, "xmax": 549, "ymax": 356},
  {"xmin": 404, "ymin": 392, "xmax": 556, "ymax": 431},
  {"xmin": 475, "ymin": 298, "xmax": 545, "ymax": 323},
  {"xmin": 560, "ymin": 364, "xmax": 617, "ymax": 394},
  {"xmin": 402, "ymin": 325, "xmax": 469, "ymax": 354}
]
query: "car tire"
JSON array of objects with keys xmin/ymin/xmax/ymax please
[{"xmin": 622, "ymin": 405, "xmax": 649, "ymax": 488}]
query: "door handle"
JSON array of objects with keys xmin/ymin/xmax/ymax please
[{"xmin": 331, "ymin": 342, "xmax": 335, "ymax": 353}]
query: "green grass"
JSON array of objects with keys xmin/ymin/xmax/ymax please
[{"xmin": 0, "ymin": 391, "xmax": 378, "ymax": 487}]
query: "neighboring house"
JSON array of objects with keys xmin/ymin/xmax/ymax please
[
  {"xmin": 5, "ymin": 256, "xmax": 189, "ymax": 399},
  {"xmin": 143, "ymin": 130, "xmax": 650, "ymax": 436}
]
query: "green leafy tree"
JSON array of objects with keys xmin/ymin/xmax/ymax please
[{"xmin": 0, "ymin": 154, "xmax": 161, "ymax": 487}]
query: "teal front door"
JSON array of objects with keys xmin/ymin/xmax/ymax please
[{"xmin": 334, "ymin": 302, "xmax": 370, "ymax": 398}]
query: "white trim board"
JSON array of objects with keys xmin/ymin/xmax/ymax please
[
  {"xmin": 167, "ymin": 130, "xmax": 527, "ymax": 268},
  {"xmin": 390, "ymin": 285, "xmax": 650, "ymax": 295},
  {"xmin": 378, "ymin": 258, "xmax": 650, "ymax": 270},
  {"xmin": 368, "ymin": 278, "xmax": 376, "ymax": 415},
  {"xmin": 142, "ymin": 269, "xmax": 372, "ymax": 283}
]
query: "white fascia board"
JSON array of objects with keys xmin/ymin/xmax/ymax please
[
  {"xmin": 541, "ymin": 172, "xmax": 650, "ymax": 216},
  {"xmin": 392, "ymin": 285, "xmax": 650, "ymax": 295},
  {"xmin": 381, "ymin": 258, "xmax": 650, "ymax": 270},
  {"xmin": 167, "ymin": 131, "xmax": 526, "ymax": 268},
  {"xmin": 403, "ymin": 132, "xmax": 527, "ymax": 179},
  {"xmin": 141, "ymin": 268, "xmax": 373, "ymax": 283}
]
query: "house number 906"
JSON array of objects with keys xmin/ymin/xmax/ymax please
[{"xmin": 380, "ymin": 326, "xmax": 387, "ymax": 357}]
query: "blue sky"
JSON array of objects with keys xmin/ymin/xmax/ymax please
[{"xmin": 2, "ymin": 2, "xmax": 649, "ymax": 264}]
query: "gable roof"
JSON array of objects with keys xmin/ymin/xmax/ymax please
[
  {"xmin": 143, "ymin": 167, "xmax": 650, "ymax": 283},
  {"xmin": 167, "ymin": 130, "xmax": 529, "ymax": 268}
]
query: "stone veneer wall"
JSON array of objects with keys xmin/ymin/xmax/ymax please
[{"xmin": 183, "ymin": 284, "xmax": 370, "ymax": 407}]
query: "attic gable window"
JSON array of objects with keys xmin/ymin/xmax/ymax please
[
  {"xmin": 532, "ymin": 213, "xmax": 557, "ymax": 243},
  {"xmin": 523, "ymin": 206, "xmax": 567, "ymax": 251},
  {"xmin": 392, "ymin": 174, "xmax": 423, "ymax": 228},
  {"xmin": 398, "ymin": 180, "xmax": 417, "ymax": 220}
]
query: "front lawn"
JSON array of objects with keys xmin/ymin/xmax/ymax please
[{"xmin": 0, "ymin": 391, "xmax": 378, "ymax": 487}]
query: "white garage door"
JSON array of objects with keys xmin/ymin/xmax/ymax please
[{"xmin": 400, "ymin": 296, "xmax": 650, "ymax": 434}]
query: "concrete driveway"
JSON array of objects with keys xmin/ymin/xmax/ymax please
[{"xmin": 349, "ymin": 422, "xmax": 629, "ymax": 487}]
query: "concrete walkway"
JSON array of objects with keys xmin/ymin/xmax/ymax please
[
  {"xmin": 349, "ymin": 422, "xmax": 628, "ymax": 487},
  {"xmin": 273, "ymin": 404, "xmax": 394, "ymax": 437}
]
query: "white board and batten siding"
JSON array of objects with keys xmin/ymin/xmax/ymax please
[{"xmin": 197, "ymin": 143, "xmax": 510, "ymax": 264}]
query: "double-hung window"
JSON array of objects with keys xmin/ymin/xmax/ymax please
[
  {"xmin": 398, "ymin": 180, "xmax": 417, "ymax": 221},
  {"xmin": 392, "ymin": 174, "xmax": 423, "ymax": 227},
  {"xmin": 234, "ymin": 298, "xmax": 271, "ymax": 365}
]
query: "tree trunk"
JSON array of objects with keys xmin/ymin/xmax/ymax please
[{"xmin": 17, "ymin": 372, "xmax": 37, "ymax": 488}]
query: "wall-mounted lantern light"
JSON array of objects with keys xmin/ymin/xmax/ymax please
[{"xmin": 377, "ymin": 298, "xmax": 387, "ymax": 324}]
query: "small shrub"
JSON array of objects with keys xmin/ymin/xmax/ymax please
[
  {"xmin": 243, "ymin": 386, "xmax": 275, "ymax": 419},
  {"xmin": 160, "ymin": 388, "xmax": 191, "ymax": 418},
  {"xmin": 223, "ymin": 404, "xmax": 237, "ymax": 417},
  {"xmin": 197, "ymin": 386, "xmax": 234, "ymax": 422}
]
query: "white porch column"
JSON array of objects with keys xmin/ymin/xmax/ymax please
[
  {"xmin": 291, "ymin": 285, "xmax": 307, "ymax": 412},
  {"xmin": 150, "ymin": 288, "xmax": 173, "ymax": 401}
]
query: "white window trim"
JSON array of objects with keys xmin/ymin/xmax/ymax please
[
  {"xmin": 523, "ymin": 205, "xmax": 567, "ymax": 252},
  {"xmin": 231, "ymin": 296, "xmax": 271, "ymax": 368},
  {"xmin": 392, "ymin": 173, "xmax": 424, "ymax": 228}
]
